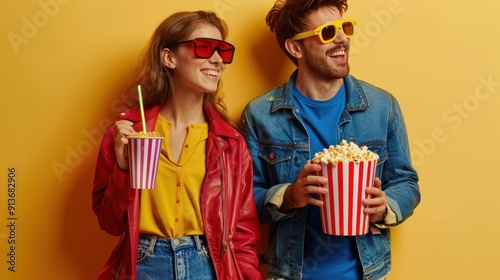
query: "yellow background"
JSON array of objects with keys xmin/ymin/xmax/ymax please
[{"xmin": 1, "ymin": 0, "xmax": 499, "ymax": 279}]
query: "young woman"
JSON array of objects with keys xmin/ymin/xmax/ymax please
[{"xmin": 92, "ymin": 10, "xmax": 261, "ymax": 280}]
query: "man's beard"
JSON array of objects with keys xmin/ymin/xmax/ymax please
[{"xmin": 304, "ymin": 48, "xmax": 350, "ymax": 80}]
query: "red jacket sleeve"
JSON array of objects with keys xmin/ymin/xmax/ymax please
[
  {"xmin": 232, "ymin": 143, "xmax": 262, "ymax": 279},
  {"xmin": 92, "ymin": 125, "xmax": 134, "ymax": 236}
]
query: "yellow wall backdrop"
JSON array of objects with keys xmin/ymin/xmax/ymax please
[{"xmin": 1, "ymin": 0, "xmax": 499, "ymax": 279}]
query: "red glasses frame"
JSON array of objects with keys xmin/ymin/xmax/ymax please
[{"xmin": 169, "ymin": 37, "xmax": 235, "ymax": 64}]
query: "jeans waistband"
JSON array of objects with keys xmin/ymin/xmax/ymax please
[{"xmin": 139, "ymin": 235, "xmax": 206, "ymax": 254}]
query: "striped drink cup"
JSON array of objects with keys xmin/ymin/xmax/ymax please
[
  {"xmin": 127, "ymin": 136, "xmax": 164, "ymax": 189},
  {"xmin": 317, "ymin": 159, "xmax": 377, "ymax": 236}
]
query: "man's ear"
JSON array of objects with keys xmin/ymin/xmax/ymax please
[
  {"xmin": 161, "ymin": 48, "xmax": 176, "ymax": 69},
  {"xmin": 284, "ymin": 39, "xmax": 303, "ymax": 59}
]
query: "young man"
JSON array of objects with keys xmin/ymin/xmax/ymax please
[{"xmin": 241, "ymin": 0, "xmax": 421, "ymax": 279}]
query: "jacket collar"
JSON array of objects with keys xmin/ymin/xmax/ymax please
[
  {"xmin": 271, "ymin": 70, "xmax": 369, "ymax": 112},
  {"xmin": 203, "ymin": 102, "xmax": 240, "ymax": 139}
]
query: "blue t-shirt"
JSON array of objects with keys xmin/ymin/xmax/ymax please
[{"xmin": 293, "ymin": 81, "xmax": 363, "ymax": 280}]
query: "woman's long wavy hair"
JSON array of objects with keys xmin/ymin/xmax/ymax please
[{"xmin": 126, "ymin": 10, "xmax": 236, "ymax": 128}]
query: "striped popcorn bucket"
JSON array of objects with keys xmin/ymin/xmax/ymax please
[
  {"xmin": 317, "ymin": 159, "xmax": 377, "ymax": 236},
  {"xmin": 127, "ymin": 136, "xmax": 164, "ymax": 189}
]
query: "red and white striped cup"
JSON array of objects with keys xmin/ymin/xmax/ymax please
[
  {"xmin": 317, "ymin": 159, "xmax": 377, "ymax": 236},
  {"xmin": 127, "ymin": 136, "xmax": 164, "ymax": 189}
]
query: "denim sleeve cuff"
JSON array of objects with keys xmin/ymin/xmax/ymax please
[{"xmin": 264, "ymin": 183, "xmax": 296, "ymax": 220}]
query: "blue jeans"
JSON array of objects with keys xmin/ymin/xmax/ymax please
[{"xmin": 136, "ymin": 235, "xmax": 216, "ymax": 280}]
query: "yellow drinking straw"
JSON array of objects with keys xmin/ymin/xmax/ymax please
[{"xmin": 137, "ymin": 85, "xmax": 147, "ymax": 135}]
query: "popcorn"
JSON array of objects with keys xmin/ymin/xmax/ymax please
[
  {"xmin": 313, "ymin": 140, "xmax": 379, "ymax": 165},
  {"xmin": 137, "ymin": 131, "xmax": 161, "ymax": 137}
]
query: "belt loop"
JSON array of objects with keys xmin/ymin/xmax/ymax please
[
  {"xmin": 147, "ymin": 236, "xmax": 157, "ymax": 254},
  {"xmin": 194, "ymin": 236, "xmax": 202, "ymax": 252}
]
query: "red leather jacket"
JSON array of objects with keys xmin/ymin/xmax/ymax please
[{"xmin": 92, "ymin": 103, "xmax": 261, "ymax": 279}]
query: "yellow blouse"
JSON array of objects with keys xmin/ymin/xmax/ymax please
[{"xmin": 139, "ymin": 114, "xmax": 208, "ymax": 237}]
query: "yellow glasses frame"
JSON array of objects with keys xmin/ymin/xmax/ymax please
[{"xmin": 292, "ymin": 19, "xmax": 356, "ymax": 43}]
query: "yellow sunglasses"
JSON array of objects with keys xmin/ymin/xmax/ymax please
[{"xmin": 292, "ymin": 19, "xmax": 356, "ymax": 43}]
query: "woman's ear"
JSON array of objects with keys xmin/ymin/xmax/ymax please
[
  {"xmin": 161, "ymin": 48, "xmax": 176, "ymax": 69},
  {"xmin": 284, "ymin": 39, "xmax": 303, "ymax": 59}
]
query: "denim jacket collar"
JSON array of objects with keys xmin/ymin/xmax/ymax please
[{"xmin": 271, "ymin": 70, "xmax": 369, "ymax": 112}]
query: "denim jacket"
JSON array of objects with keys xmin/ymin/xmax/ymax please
[{"xmin": 241, "ymin": 71, "xmax": 420, "ymax": 280}]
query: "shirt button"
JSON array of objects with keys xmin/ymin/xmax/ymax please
[
  {"xmin": 176, "ymin": 199, "xmax": 180, "ymax": 204},
  {"xmin": 184, "ymin": 144, "xmax": 189, "ymax": 148},
  {"xmin": 176, "ymin": 182, "xmax": 180, "ymax": 186},
  {"xmin": 175, "ymin": 218, "xmax": 179, "ymax": 222}
]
